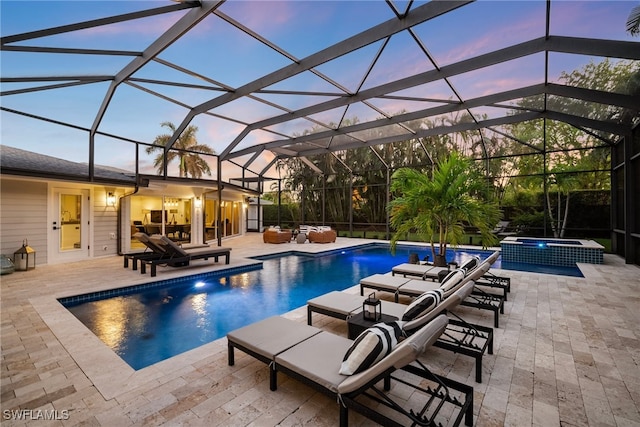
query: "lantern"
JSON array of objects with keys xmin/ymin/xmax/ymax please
[
  {"xmin": 14, "ymin": 239, "xmax": 36, "ymax": 271},
  {"xmin": 363, "ymin": 292, "xmax": 381, "ymax": 322}
]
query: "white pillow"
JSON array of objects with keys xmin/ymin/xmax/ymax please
[
  {"xmin": 339, "ymin": 322, "xmax": 401, "ymax": 375},
  {"xmin": 439, "ymin": 270, "xmax": 465, "ymax": 294},
  {"xmin": 401, "ymin": 289, "xmax": 443, "ymax": 322}
]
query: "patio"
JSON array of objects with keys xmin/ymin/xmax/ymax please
[{"xmin": 2, "ymin": 234, "xmax": 640, "ymax": 426}]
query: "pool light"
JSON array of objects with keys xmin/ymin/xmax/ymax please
[{"xmin": 194, "ymin": 281, "xmax": 206, "ymax": 288}]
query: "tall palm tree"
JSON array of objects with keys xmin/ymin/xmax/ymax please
[
  {"xmin": 627, "ymin": 4, "xmax": 640, "ymax": 36},
  {"xmin": 146, "ymin": 121, "xmax": 214, "ymax": 178},
  {"xmin": 388, "ymin": 152, "xmax": 500, "ymax": 266}
]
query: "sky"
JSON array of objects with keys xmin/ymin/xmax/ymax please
[{"xmin": 1, "ymin": 0, "xmax": 638, "ymax": 179}]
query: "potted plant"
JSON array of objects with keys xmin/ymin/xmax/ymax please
[{"xmin": 388, "ymin": 152, "xmax": 501, "ymax": 266}]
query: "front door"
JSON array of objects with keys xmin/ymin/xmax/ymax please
[{"xmin": 51, "ymin": 188, "xmax": 90, "ymax": 263}]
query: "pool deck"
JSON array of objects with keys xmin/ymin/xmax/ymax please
[{"xmin": 2, "ymin": 233, "xmax": 640, "ymax": 426}]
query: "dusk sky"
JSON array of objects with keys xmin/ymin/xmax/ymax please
[{"xmin": 1, "ymin": 1, "xmax": 637, "ymax": 178}]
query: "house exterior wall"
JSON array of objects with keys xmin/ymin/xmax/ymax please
[
  {"xmin": 0, "ymin": 176, "xmax": 124, "ymax": 266},
  {"xmin": 93, "ymin": 187, "xmax": 119, "ymax": 257},
  {"xmin": 0, "ymin": 178, "xmax": 49, "ymax": 265},
  {"xmin": 1, "ymin": 173, "xmax": 249, "ymax": 267}
]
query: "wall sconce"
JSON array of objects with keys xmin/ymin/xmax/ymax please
[
  {"xmin": 194, "ymin": 197, "xmax": 202, "ymax": 209},
  {"xmin": 106, "ymin": 192, "xmax": 116, "ymax": 206}
]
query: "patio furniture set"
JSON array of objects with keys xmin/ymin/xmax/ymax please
[
  {"xmin": 227, "ymin": 251, "xmax": 509, "ymax": 426},
  {"xmin": 263, "ymin": 225, "xmax": 337, "ymax": 244}
]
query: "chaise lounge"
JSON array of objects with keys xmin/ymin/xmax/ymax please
[
  {"xmin": 228, "ymin": 315, "xmax": 473, "ymax": 427},
  {"xmin": 123, "ymin": 232, "xmax": 169, "ymax": 270},
  {"xmin": 392, "ymin": 251, "xmax": 510, "ymax": 299},
  {"xmin": 136, "ymin": 235, "xmax": 231, "ymax": 277},
  {"xmin": 361, "ymin": 261, "xmax": 506, "ymax": 328},
  {"xmin": 308, "ymin": 279, "xmax": 494, "ymax": 382}
]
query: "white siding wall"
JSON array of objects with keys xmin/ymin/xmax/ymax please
[
  {"xmin": 0, "ymin": 179, "xmax": 48, "ymax": 265},
  {"xmin": 92, "ymin": 187, "xmax": 119, "ymax": 257}
]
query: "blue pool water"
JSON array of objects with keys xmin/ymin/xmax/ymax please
[{"xmin": 61, "ymin": 244, "xmax": 580, "ymax": 369}]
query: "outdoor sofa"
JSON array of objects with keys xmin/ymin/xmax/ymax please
[
  {"xmin": 308, "ymin": 229, "xmax": 337, "ymax": 243},
  {"xmin": 263, "ymin": 228, "xmax": 292, "ymax": 243}
]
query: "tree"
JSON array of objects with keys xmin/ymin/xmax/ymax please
[
  {"xmin": 388, "ymin": 152, "xmax": 501, "ymax": 266},
  {"xmin": 627, "ymin": 4, "xmax": 640, "ymax": 36},
  {"xmin": 146, "ymin": 121, "xmax": 214, "ymax": 178}
]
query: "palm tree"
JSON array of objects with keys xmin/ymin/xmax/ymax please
[
  {"xmin": 627, "ymin": 4, "xmax": 640, "ymax": 36},
  {"xmin": 388, "ymin": 152, "xmax": 501, "ymax": 266},
  {"xmin": 146, "ymin": 121, "xmax": 214, "ymax": 178}
]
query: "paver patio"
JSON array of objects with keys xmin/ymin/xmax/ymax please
[{"xmin": 2, "ymin": 234, "xmax": 639, "ymax": 426}]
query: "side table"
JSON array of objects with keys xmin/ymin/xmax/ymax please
[{"xmin": 347, "ymin": 312, "xmax": 398, "ymax": 340}]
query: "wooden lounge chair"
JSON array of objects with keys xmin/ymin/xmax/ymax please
[
  {"xmin": 228, "ymin": 315, "xmax": 473, "ymax": 426},
  {"xmin": 138, "ymin": 235, "xmax": 231, "ymax": 277},
  {"xmin": 308, "ymin": 281, "xmax": 494, "ymax": 383}
]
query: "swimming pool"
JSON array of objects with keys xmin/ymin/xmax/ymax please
[
  {"xmin": 60, "ymin": 245, "xmax": 492, "ymax": 369},
  {"xmin": 60, "ymin": 243, "xmax": 581, "ymax": 369}
]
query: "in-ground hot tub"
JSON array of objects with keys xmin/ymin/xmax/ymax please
[{"xmin": 500, "ymin": 236, "xmax": 604, "ymax": 267}]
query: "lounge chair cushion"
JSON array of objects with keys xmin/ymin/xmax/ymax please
[
  {"xmin": 401, "ymin": 288, "xmax": 443, "ymax": 322},
  {"xmin": 459, "ymin": 256, "xmax": 480, "ymax": 273},
  {"xmin": 339, "ymin": 322, "xmax": 402, "ymax": 376},
  {"xmin": 338, "ymin": 315, "xmax": 449, "ymax": 394},
  {"xmin": 439, "ymin": 269, "xmax": 465, "ymax": 293}
]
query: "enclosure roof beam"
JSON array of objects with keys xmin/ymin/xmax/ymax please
[{"xmin": 167, "ymin": 0, "xmax": 473, "ymax": 159}]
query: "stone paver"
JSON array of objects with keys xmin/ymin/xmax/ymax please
[{"xmin": 2, "ymin": 234, "xmax": 639, "ymax": 426}]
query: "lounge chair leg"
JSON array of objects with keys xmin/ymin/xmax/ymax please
[
  {"xmin": 465, "ymin": 392, "xmax": 474, "ymax": 426},
  {"xmin": 475, "ymin": 355, "xmax": 482, "ymax": 383},
  {"xmin": 339, "ymin": 405, "xmax": 349, "ymax": 427},
  {"xmin": 132, "ymin": 259, "xmax": 138, "ymax": 271},
  {"xmin": 228, "ymin": 343, "xmax": 235, "ymax": 366},
  {"xmin": 124, "ymin": 257, "xmax": 129, "ymax": 268},
  {"xmin": 493, "ymin": 309, "xmax": 499, "ymax": 328},
  {"xmin": 141, "ymin": 262, "xmax": 146, "ymax": 274},
  {"xmin": 269, "ymin": 366, "xmax": 277, "ymax": 391},
  {"xmin": 383, "ymin": 375, "xmax": 391, "ymax": 391},
  {"xmin": 151, "ymin": 264, "xmax": 157, "ymax": 277},
  {"xmin": 307, "ymin": 307, "xmax": 313, "ymax": 325}
]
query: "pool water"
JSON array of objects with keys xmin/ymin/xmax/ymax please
[{"xmin": 61, "ymin": 244, "xmax": 580, "ymax": 369}]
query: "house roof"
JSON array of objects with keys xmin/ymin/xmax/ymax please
[{"xmin": 0, "ymin": 145, "xmax": 137, "ymax": 185}]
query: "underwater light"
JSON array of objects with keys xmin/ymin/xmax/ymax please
[
  {"xmin": 194, "ymin": 281, "xmax": 206, "ymax": 288},
  {"xmin": 537, "ymin": 242, "xmax": 546, "ymax": 248}
]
